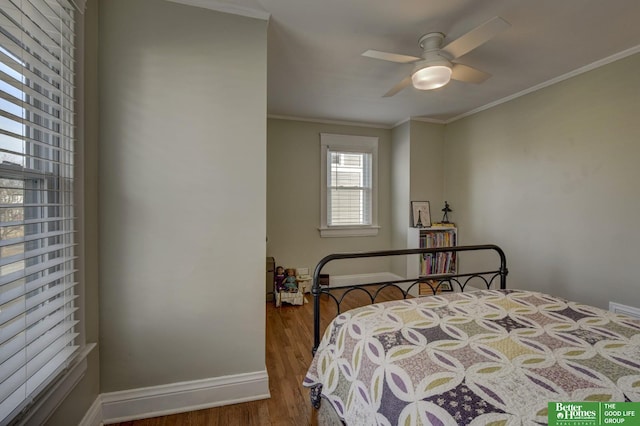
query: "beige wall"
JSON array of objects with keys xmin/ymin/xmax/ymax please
[
  {"xmin": 444, "ymin": 53, "xmax": 640, "ymax": 309},
  {"xmin": 390, "ymin": 122, "xmax": 410, "ymax": 276},
  {"xmin": 267, "ymin": 119, "xmax": 392, "ymax": 276},
  {"xmin": 98, "ymin": 0, "xmax": 267, "ymax": 391},
  {"xmin": 390, "ymin": 121, "xmax": 447, "ymax": 277},
  {"xmin": 409, "ymin": 121, "xmax": 446, "ymax": 223}
]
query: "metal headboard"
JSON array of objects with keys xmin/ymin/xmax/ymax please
[{"xmin": 311, "ymin": 244, "xmax": 508, "ymax": 354}]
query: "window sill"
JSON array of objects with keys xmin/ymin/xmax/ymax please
[
  {"xmin": 319, "ymin": 226, "xmax": 380, "ymax": 238},
  {"xmin": 17, "ymin": 343, "xmax": 97, "ymax": 425}
]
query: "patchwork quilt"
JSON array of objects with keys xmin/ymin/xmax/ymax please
[{"xmin": 303, "ymin": 289, "xmax": 640, "ymax": 425}]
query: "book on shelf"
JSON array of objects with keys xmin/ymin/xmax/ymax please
[
  {"xmin": 413, "ymin": 225, "xmax": 457, "ymax": 295},
  {"xmin": 419, "ymin": 230, "xmax": 456, "ymax": 248},
  {"xmin": 420, "ymin": 250, "xmax": 456, "ymax": 275}
]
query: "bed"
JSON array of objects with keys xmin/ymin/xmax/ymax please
[{"xmin": 303, "ymin": 245, "xmax": 640, "ymax": 425}]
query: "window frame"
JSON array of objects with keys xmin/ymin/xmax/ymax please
[
  {"xmin": 319, "ymin": 133, "xmax": 379, "ymax": 237},
  {"xmin": 0, "ymin": 1, "xmax": 92, "ymax": 424}
]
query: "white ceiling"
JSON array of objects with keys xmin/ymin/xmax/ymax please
[{"xmin": 179, "ymin": 0, "xmax": 640, "ymax": 127}]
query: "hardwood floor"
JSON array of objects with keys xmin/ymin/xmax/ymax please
[{"xmin": 109, "ymin": 286, "xmax": 406, "ymax": 426}]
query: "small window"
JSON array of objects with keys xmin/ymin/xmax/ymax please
[{"xmin": 320, "ymin": 134, "xmax": 379, "ymax": 237}]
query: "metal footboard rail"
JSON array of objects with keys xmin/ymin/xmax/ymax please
[{"xmin": 311, "ymin": 244, "xmax": 508, "ymax": 354}]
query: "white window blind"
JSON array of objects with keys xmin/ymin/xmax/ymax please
[
  {"xmin": 328, "ymin": 150, "xmax": 372, "ymax": 225},
  {"xmin": 320, "ymin": 133, "xmax": 379, "ymax": 237},
  {"xmin": 0, "ymin": 0, "xmax": 78, "ymax": 423}
]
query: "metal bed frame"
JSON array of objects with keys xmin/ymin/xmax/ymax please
[{"xmin": 311, "ymin": 244, "xmax": 508, "ymax": 354}]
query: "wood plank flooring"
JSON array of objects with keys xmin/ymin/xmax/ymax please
[{"xmin": 110, "ymin": 286, "xmax": 407, "ymax": 426}]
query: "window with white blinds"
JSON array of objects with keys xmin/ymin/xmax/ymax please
[
  {"xmin": 328, "ymin": 150, "xmax": 371, "ymax": 225},
  {"xmin": 0, "ymin": 0, "xmax": 78, "ymax": 423},
  {"xmin": 320, "ymin": 133, "xmax": 379, "ymax": 237}
]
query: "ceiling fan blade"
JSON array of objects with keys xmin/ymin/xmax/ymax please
[
  {"xmin": 441, "ymin": 16, "xmax": 510, "ymax": 59},
  {"xmin": 362, "ymin": 50, "xmax": 421, "ymax": 64},
  {"xmin": 383, "ymin": 76, "xmax": 413, "ymax": 97},
  {"xmin": 451, "ymin": 63, "xmax": 491, "ymax": 84}
]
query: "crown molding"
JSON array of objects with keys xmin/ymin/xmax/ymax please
[
  {"xmin": 165, "ymin": 0, "xmax": 270, "ymax": 21},
  {"xmin": 268, "ymin": 114, "xmax": 447, "ymax": 130},
  {"xmin": 267, "ymin": 114, "xmax": 392, "ymax": 129},
  {"xmin": 410, "ymin": 116, "xmax": 446, "ymax": 125},
  {"xmin": 446, "ymin": 44, "xmax": 640, "ymax": 123}
]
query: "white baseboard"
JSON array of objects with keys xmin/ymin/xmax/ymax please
[
  {"xmin": 609, "ymin": 302, "xmax": 640, "ymax": 319},
  {"xmin": 100, "ymin": 370, "xmax": 270, "ymax": 424},
  {"xmin": 78, "ymin": 395, "xmax": 103, "ymax": 426},
  {"xmin": 329, "ymin": 272, "xmax": 405, "ymax": 288}
]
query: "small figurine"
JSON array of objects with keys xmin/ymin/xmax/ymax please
[
  {"xmin": 283, "ymin": 268, "xmax": 298, "ymax": 292},
  {"xmin": 275, "ymin": 266, "xmax": 286, "ymax": 292},
  {"xmin": 441, "ymin": 201, "xmax": 452, "ymax": 223}
]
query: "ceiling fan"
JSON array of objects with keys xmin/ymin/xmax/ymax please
[{"xmin": 362, "ymin": 16, "xmax": 511, "ymax": 97}]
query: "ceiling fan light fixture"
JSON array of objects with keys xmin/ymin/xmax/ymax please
[{"xmin": 411, "ymin": 65, "xmax": 452, "ymax": 90}]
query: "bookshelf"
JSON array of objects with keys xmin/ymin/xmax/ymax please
[{"xmin": 407, "ymin": 225, "xmax": 458, "ymax": 295}]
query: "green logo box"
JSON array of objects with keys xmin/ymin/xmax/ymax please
[{"xmin": 548, "ymin": 402, "xmax": 639, "ymax": 426}]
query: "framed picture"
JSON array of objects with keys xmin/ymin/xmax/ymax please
[{"xmin": 411, "ymin": 201, "xmax": 431, "ymax": 228}]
